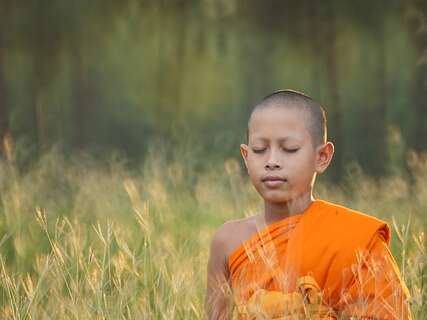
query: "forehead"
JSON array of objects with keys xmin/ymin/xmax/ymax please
[{"xmin": 248, "ymin": 106, "xmax": 311, "ymax": 142}]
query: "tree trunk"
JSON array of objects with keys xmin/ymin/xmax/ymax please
[
  {"xmin": 411, "ymin": 30, "xmax": 427, "ymax": 152},
  {"xmin": 71, "ymin": 43, "xmax": 87, "ymax": 150},
  {"xmin": 154, "ymin": 0, "xmax": 169, "ymax": 135},
  {"xmin": 403, "ymin": 1, "xmax": 427, "ymax": 152},
  {"xmin": 171, "ymin": 1, "xmax": 188, "ymax": 130},
  {"xmin": 324, "ymin": 4, "xmax": 343, "ymax": 182},
  {"xmin": 412, "ymin": 60, "xmax": 427, "ymax": 152},
  {"xmin": 306, "ymin": 2, "xmax": 322, "ymax": 98},
  {"xmin": 0, "ymin": 30, "xmax": 9, "ymax": 157},
  {"xmin": 374, "ymin": 20, "xmax": 388, "ymax": 175}
]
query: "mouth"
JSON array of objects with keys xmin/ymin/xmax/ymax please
[
  {"xmin": 261, "ymin": 176, "xmax": 288, "ymax": 187},
  {"xmin": 262, "ymin": 176, "xmax": 287, "ymax": 182}
]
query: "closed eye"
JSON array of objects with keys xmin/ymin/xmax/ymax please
[
  {"xmin": 252, "ymin": 148, "xmax": 266, "ymax": 154},
  {"xmin": 284, "ymin": 148, "xmax": 299, "ymax": 153}
]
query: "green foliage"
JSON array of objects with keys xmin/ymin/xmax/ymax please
[{"xmin": 1, "ymin": 1, "xmax": 426, "ymax": 177}]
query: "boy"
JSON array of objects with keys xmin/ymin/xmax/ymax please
[{"xmin": 205, "ymin": 90, "xmax": 411, "ymax": 319}]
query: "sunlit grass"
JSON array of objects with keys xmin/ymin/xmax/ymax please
[{"xmin": 0, "ymin": 144, "xmax": 425, "ymax": 319}]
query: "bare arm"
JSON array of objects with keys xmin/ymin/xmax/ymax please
[{"xmin": 205, "ymin": 226, "xmax": 234, "ymax": 320}]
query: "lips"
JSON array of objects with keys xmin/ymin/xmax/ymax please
[
  {"xmin": 261, "ymin": 176, "xmax": 288, "ymax": 188},
  {"xmin": 261, "ymin": 176, "xmax": 287, "ymax": 182}
]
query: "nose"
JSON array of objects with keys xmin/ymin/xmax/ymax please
[
  {"xmin": 265, "ymin": 163, "xmax": 281, "ymax": 170},
  {"xmin": 265, "ymin": 149, "xmax": 282, "ymax": 170}
]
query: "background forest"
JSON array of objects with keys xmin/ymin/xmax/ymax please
[
  {"xmin": 0, "ymin": 0, "xmax": 426, "ymax": 319},
  {"xmin": 0, "ymin": 0, "xmax": 426, "ymax": 177}
]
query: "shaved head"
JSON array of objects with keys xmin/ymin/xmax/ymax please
[{"xmin": 247, "ymin": 89, "xmax": 327, "ymax": 147}]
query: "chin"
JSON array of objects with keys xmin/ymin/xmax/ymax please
[{"xmin": 262, "ymin": 191, "xmax": 291, "ymax": 203}]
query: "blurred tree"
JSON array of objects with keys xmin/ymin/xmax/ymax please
[
  {"xmin": 0, "ymin": 0, "xmax": 422, "ymax": 176},
  {"xmin": 0, "ymin": 1, "xmax": 13, "ymax": 156},
  {"xmin": 305, "ymin": 1, "xmax": 323, "ymax": 98},
  {"xmin": 31, "ymin": 1, "xmax": 62, "ymax": 152},
  {"xmin": 402, "ymin": 0, "xmax": 427, "ymax": 152},
  {"xmin": 301, "ymin": 0, "xmax": 344, "ymax": 180},
  {"xmin": 12, "ymin": 0, "xmax": 135, "ymax": 153},
  {"xmin": 337, "ymin": 1, "xmax": 392, "ymax": 177},
  {"xmin": 323, "ymin": 1, "xmax": 343, "ymax": 181},
  {"xmin": 63, "ymin": 1, "xmax": 135, "ymax": 150},
  {"xmin": 11, "ymin": 1, "xmax": 69, "ymax": 153},
  {"xmin": 234, "ymin": 0, "xmax": 308, "ymax": 118},
  {"xmin": 374, "ymin": 9, "xmax": 389, "ymax": 176},
  {"xmin": 154, "ymin": 0, "xmax": 192, "ymax": 137}
]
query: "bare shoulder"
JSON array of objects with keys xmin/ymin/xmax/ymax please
[
  {"xmin": 206, "ymin": 218, "xmax": 259, "ymax": 319},
  {"xmin": 210, "ymin": 215, "xmax": 260, "ymax": 266},
  {"xmin": 205, "ymin": 214, "xmax": 262, "ymax": 320}
]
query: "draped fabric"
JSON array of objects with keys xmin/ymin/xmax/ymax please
[{"xmin": 228, "ymin": 200, "xmax": 412, "ymax": 319}]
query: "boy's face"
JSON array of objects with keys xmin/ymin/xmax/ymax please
[{"xmin": 240, "ymin": 106, "xmax": 333, "ymax": 204}]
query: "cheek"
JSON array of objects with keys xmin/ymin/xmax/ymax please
[
  {"xmin": 245, "ymin": 162, "xmax": 257, "ymax": 181},
  {"xmin": 246, "ymin": 157, "xmax": 262, "ymax": 174},
  {"xmin": 247, "ymin": 166, "xmax": 261, "ymax": 183},
  {"xmin": 287, "ymin": 153, "xmax": 316, "ymax": 174}
]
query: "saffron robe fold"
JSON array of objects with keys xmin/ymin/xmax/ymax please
[{"xmin": 228, "ymin": 199, "xmax": 411, "ymax": 319}]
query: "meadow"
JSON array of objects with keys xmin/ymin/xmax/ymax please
[{"xmin": 0, "ymin": 143, "xmax": 425, "ymax": 319}]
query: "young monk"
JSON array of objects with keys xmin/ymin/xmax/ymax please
[{"xmin": 205, "ymin": 89, "xmax": 412, "ymax": 319}]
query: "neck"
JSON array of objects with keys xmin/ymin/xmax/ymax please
[{"xmin": 263, "ymin": 191, "xmax": 314, "ymax": 225}]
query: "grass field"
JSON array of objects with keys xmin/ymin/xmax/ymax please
[{"xmin": 0, "ymin": 145, "xmax": 425, "ymax": 319}]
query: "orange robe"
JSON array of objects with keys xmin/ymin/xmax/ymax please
[{"xmin": 228, "ymin": 199, "xmax": 411, "ymax": 319}]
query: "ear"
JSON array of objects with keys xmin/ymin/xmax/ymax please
[
  {"xmin": 240, "ymin": 144, "xmax": 249, "ymax": 170},
  {"xmin": 315, "ymin": 142, "xmax": 334, "ymax": 174}
]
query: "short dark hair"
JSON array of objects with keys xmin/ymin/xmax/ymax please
[{"xmin": 246, "ymin": 89, "xmax": 327, "ymax": 147}]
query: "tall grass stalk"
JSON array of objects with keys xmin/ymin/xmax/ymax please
[{"xmin": 0, "ymin": 146, "xmax": 425, "ymax": 319}]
